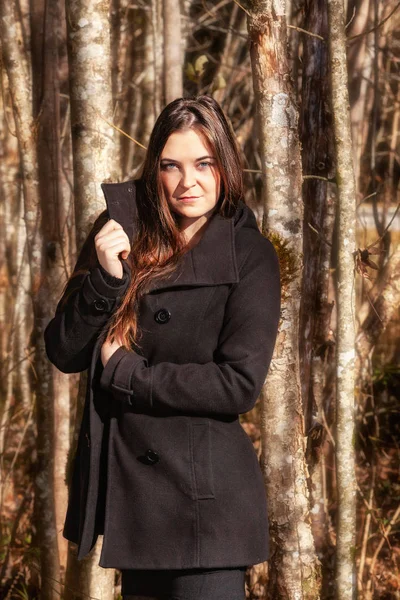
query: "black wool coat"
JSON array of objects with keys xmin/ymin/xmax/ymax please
[{"xmin": 44, "ymin": 179, "xmax": 281, "ymax": 570}]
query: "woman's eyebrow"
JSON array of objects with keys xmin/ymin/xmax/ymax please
[{"xmin": 160, "ymin": 155, "xmax": 215, "ymax": 163}]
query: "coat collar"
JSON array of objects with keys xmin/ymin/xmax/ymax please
[{"xmin": 100, "ymin": 179, "xmax": 246, "ymax": 291}]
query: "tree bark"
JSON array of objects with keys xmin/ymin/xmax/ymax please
[
  {"xmin": 299, "ymin": 0, "xmax": 337, "ymax": 566},
  {"xmin": 30, "ymin": 0, "xmax": 71, "ymax": 571},
  {"xmin": 163, "ymin": 0, "xmax": 183, "ymax": 104},
  {"xmin": 66, "ymin": 0, "xmax": 121, "ymax": 246},
  {"xmin": 151, "ymin": 0, "xmax": 163, "ymax": 114},
  {"xmin": 298, "ymin": 0, "xmax": 332, "ymax": 434},
  {"xmin": 0, "ymin": 2, "xmax": 61, "ymax": 598},
  {"xmin": 327, "ymin": 0, "xmax": 358, "ymax": 597},
  {"xmin": 247, "ymin": 1, "xmax": 321, "ymax": 598},
  {"xmin": 64, "ymin": 0, "xmax": 120, "ymax": 597}
]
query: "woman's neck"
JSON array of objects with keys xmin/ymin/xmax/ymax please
[{"xmin": 179, "ymin": 215, "xmax": 211, "ymax": 250}]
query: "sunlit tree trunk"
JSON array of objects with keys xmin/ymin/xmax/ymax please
[
  {"xmin": 0, "ymin": 1, "xmax": 61, "ymax": 598},
  {"xmin": 163, "ymin": 0, "xmax": 183, "ymax": 104},
  {"xmin": 139, "ymin": 9, "xmax": 158, "ymax": 145},
  {"xmin": 151, "ymin": 0, "xmax": 163, "ymax": 113},
  {"xmin": 327, "ymin": 0, "xmax": 357, "ymax": 597},
  {"xmin": 64, "ymin": 0, "xmax": 120, "ymax": 597},
  {"xmin": 347, "ymin": 0, "xmax": 374, "ymax": 188},
  {"xmin": 247, "ymin": 1, "xmax": 321, "ymax": 598}
]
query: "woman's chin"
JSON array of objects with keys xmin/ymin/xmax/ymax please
[{"xmin": 170, "ymin": 202, "xmax": 217, "ymax": 222}]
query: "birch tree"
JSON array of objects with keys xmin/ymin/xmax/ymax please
[
  {"xmin": 327, "ymin": 0, "xmax": 357, "ymax": 597},
  {"xmin": 246, "ymin": 1, "xmax": 321, "ymax": 598},
  {"xmin": 64, "ymin": 0, "xmax": 120, "ymax": 598}
]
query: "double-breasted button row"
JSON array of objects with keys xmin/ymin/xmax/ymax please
[{"xmin": 154, "ymin": 308, "xmax": 171, "ymax": 324}]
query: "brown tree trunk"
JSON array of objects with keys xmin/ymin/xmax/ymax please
[
  {"xmin": 298, "ymin": 0, "xmax": 337, "ymax": 568},
  {"xmin": 30, "ymin": 0, "xmax": 71, "ymax": 572},
  {"xmin": 246, "ymin": 1, "xmax": 322, "ymax": 598},
  {"xmin": 0, "ymin": 1, "xmax": 61, "ymax": 597}
]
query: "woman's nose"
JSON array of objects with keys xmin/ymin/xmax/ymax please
[{"xmin": 181, "ymin": 168, "xmax": 196, "ymax": 188}]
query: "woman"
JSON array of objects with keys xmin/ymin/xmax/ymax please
[{"xmin": 44, "ymin": 95, "xmax": 281, "ymax": 600}]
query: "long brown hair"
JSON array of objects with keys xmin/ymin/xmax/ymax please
[{"xmin": 65, "ymin": 95, "xmax": 245, "ymax": 349}]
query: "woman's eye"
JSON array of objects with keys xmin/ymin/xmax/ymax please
[
  {"xmin": 161, "ymin": 163, "xmax": 177, "ymax": 170},
  {"xmin": 198, "ymin": 162, "xmax": 212, "ymax": 169}
]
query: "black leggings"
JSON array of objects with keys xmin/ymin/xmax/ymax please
[{"xmin": 121, "ymin": 566, "xmax": 247, "ymax": 600}]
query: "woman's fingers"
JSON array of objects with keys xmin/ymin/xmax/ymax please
[
  {"xmin": 96, "ymin": 233, "xmax": 130, "ymax": 252},
  {"xmin": 94, "ymin": 219, "xmax": 131, "ymax": 277}
]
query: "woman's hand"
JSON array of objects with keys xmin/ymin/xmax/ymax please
[
  {"xmin": 94, "ymin": 219, "xmax": 131, "ymax": 279},
  {"xmin": 101, "ymin": 335, "xmax": 124, "ymax": 368}
]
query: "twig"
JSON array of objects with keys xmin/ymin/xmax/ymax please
[
  {"xmin": 347, "ymin": 1, "xmax": 400, "ymax": 42},
  {"xmin": 303, "ymin": 174, "xmax": 336, "ymax": 182},
  {"xmin": 357, "ymin": 465, "xmax": 376, "ymax": 594},
  {"xmin": 366, "ymin": 503, "xmax": 400, "ymax": 595},
  {"xmin": 288, "ymin": 25, "xmax": 325, "ymax": 42},
  {"xmin": 345, "ymin": 6, "xmax": 356, "ymax": 30},
  {"xmin": 308, "ymin": 223, "xmax": 333, "ymax": 247},
  {"xmin": 232, "ymin": 0, "xmax": 250, "ymax": 17},
  {"xmin": 96, "ymin": 111, "xmax": 147, "ymax": 149},
  {"xmin": 365, "ymin": 201, "xmax": 400, "ymax": 250}
]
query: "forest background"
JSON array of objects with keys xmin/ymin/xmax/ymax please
[{"xmin": 0, "ymin": 0, "xmax": 399, "ymax": 599}]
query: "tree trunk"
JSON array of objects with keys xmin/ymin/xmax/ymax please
[
  {"xmin": 66, "ymin": 0, "xmax": 121, "ymax": 245},
  {"xmin": 64, "ymin": 0, "xmax": 120, "ymax": 597},
  {"xmin": 247, "ymin": 1, "xmax": 321, "ymax": 598},
  {"xmin": 327, "ymin": 0, "xmax": 357, "ymax": 597},
  {"xmin": 30, "ymin": 0, "xmax": 71, "ymax": 572},
  {"xmin": 64, "ymin": 539, "xmax": 117, "ymax": 600},
  {"xmin": 163, "ymin": 0, "xmax": 183, "ymax": 104},
  {"xmin": 298, "ymin": 0, "xmax": 332, "ymax": 434},
  {"xmin": 0, "ymin": 2, "xmax": 61, "ymax": 598},
  {"xmin": 298, "ymin": 0, "xmax": 336, "ymax": 566},
  {"xmin": 139, "ymin": 9, "xmax": 159, "ymax": 146},
  {"xmin": 151, "ymin": 0, "xmax": 163, "ymax": 113}
]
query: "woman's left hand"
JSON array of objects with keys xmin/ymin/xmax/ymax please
[{"xmin": 101, "ymin": 335, "xmax": 124, "ymax": 367}]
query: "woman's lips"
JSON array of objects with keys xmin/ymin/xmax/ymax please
[{"xmin": 178, "ymin": 196, "xmax": 200, "ymax": 202}]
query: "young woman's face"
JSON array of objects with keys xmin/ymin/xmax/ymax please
[{"xmin": 159, "ymin": 128, "xmax": 221, "ymax": 224}]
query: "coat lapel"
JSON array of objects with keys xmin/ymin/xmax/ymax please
[{"xmin": 100, "ymin": 179, "xmax": 240, "ymax": 291}]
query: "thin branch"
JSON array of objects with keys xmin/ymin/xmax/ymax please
[
  {"xmin": 303, "ymin": 174, "xmax": 336, "ymax": 182},
  {"xmin": 96, "ymin": 111, "xmax": 147, "ymax": 149},
  {"xmin": 232, "ymin": 0, "xmax": 250, "ymax": 17},
  {"xmin": 288, "ymin": 25, "xmax": 325, "ymax": 42},
  {"xmin": 308, "ymin": 223, "xmax": 333, "ymax": 247},
  {"xmin": 347, "ymin": 1, "xmax": 400, "ymax": 42},
  {"xmin": 365, "ymin": 201, "xmax": 400, "ymax": 250}
]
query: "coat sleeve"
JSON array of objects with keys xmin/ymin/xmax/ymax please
[
  {"xmin": 44, "ymin": 214, "xmax": 131, "ymax": 374},
  {"xmin": 99, "ymin": 237, "xmax": 281, "ymax": 416}
]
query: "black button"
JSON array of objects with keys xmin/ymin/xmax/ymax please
[
  {"xmin": 93, "ymin": 298, "xmax": 108, "ymax": 312},
  {"xmin": 145, "ymin": 449, "xmax": 160, "ymax": 464},
  {"xmin": 154, "ymin": 308, "xmax": 171, "ymax": 324}
]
